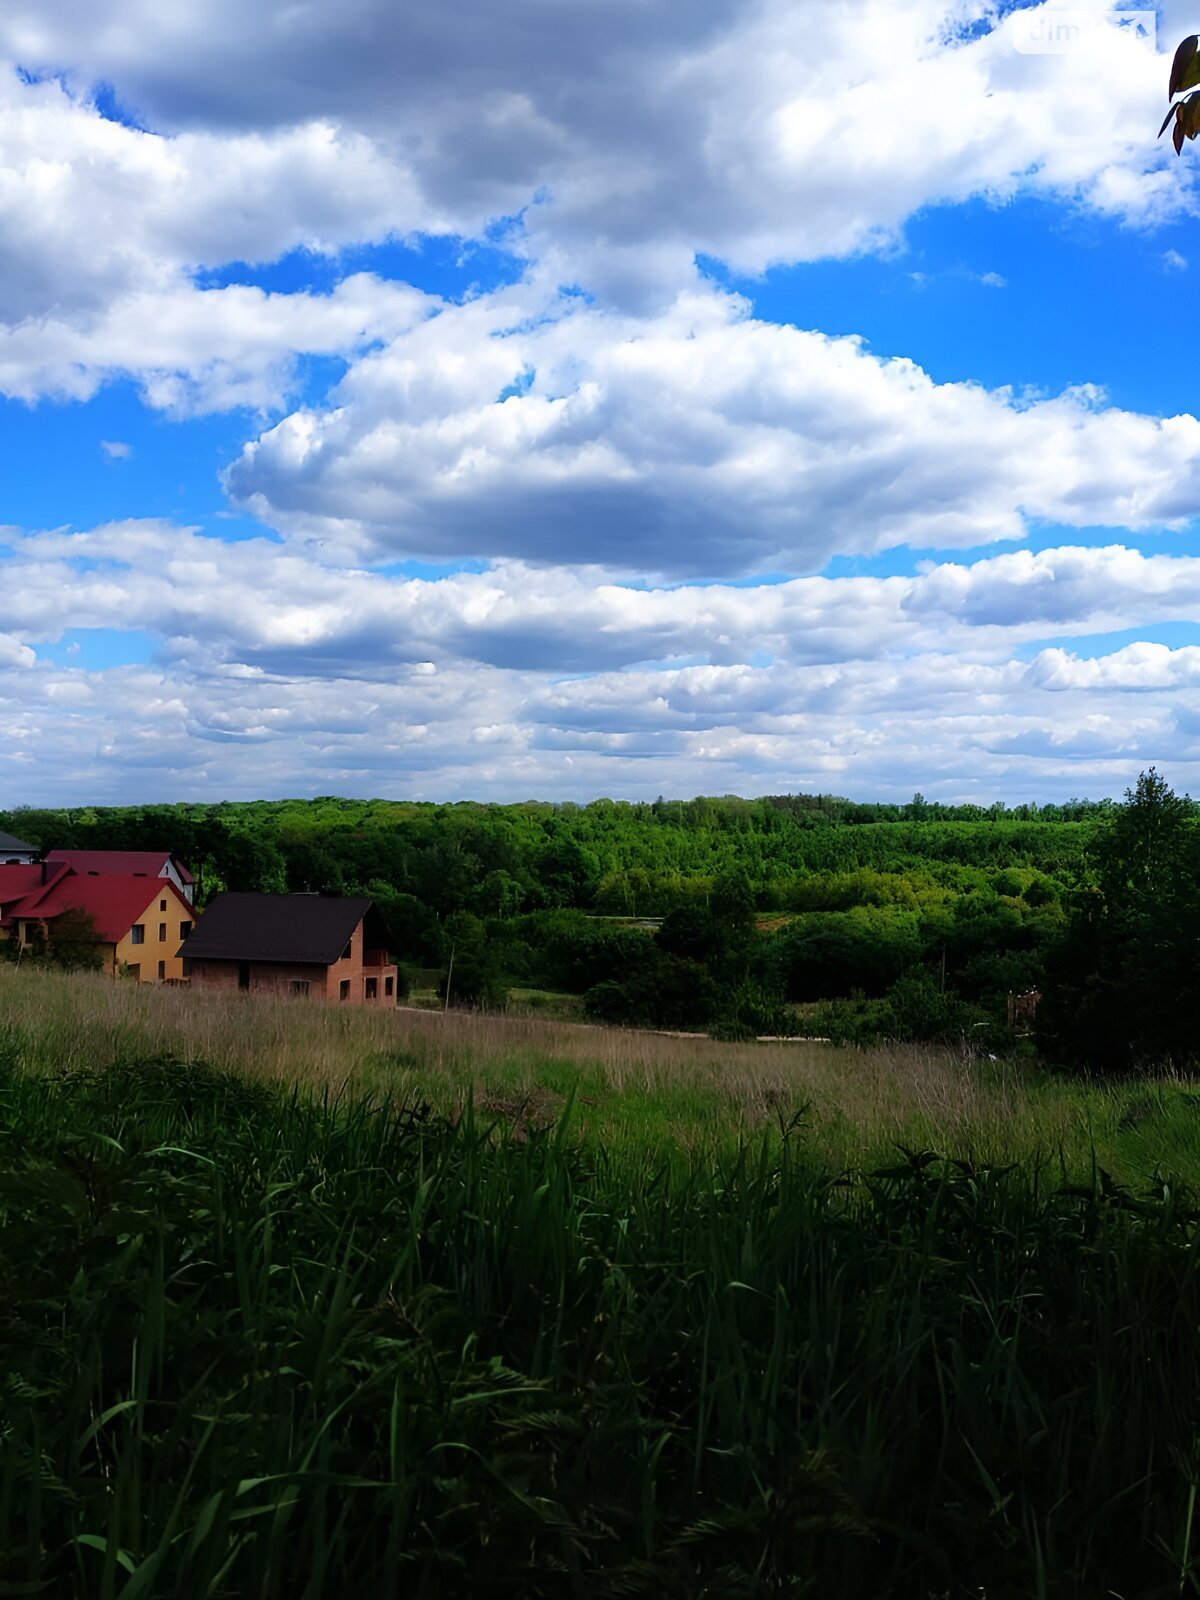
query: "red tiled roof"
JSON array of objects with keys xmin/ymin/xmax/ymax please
[
  {"xmin": 0, "ymin": 865, "xmax": 52, "ymax": 907},
  {"xmin": 46, "ymin": 850, "xmax": 194, "ymax": 885},
  {"xmin": 16, "ymin": 875, "xmax": 193, "ymax": 945},
  {"xmin": 0, "ymin": 864, "xmax": 70, "ymax": 915}
]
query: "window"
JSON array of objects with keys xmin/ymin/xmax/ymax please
[
  {"xmin": 365, "ymin": 977, "xmax": 377, "ymax": 1000},
  {"xmin": 159, "ymin": 899, "xmax": 167, "ymax": 912},
  {"xmin": 157, "ymin": 960, "xmax": 166, "ymax": 980},
  {"xmin": 158, "ymin": 923, "xmax": 167, "ymax": 941},
  {"xmin": 339, "ymin": 979, "xmax": 350, "ymax": 1001},
  {"xmin": 238, "ymin": 963, "xmax": 250, "ymax": 991},
  {"xmin": 342, "ymin": 941, "xmax": 353, "ymax": 961},
  {"xmin": 180, "ymin": 921, "xmax": 192, "ymax": 939},
  {"xmin": 289, "ymin": 979, "xmax": 310, "ymax": 997},
  {"xmin": 385, "ymin": 976, "xmax": 394, "ymax": 997},
  {"xmin": 126, "ymin": 963, "xmax": 140, "ymax": 980},
  {"xmin": 130, "ymin": 924, "xmax": 144, "ymax": 945}
]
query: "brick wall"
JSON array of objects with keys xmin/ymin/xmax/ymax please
[{"xmin": 187, "ymin": 914, "xmax": 398, "ymax": 1004}]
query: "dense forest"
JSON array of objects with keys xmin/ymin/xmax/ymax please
[{"xmin": 3, "ymin": 784, "xmax": 1194, "ymax": 1063}]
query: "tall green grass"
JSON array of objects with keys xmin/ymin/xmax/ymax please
[
  {"xmin": 5, "ymin": 1051, "xmax": 1200, "ymax": 1596},
  {"xmin": 10, "ymin": 965, "xmax": 1200, "ymax": 1185}
]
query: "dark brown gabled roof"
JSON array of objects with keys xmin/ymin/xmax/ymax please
[{"xmin": 180, "ymin": 893, "xmax": 372, "ymax": 966}]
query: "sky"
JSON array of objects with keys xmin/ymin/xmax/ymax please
[{"xmin": 3, "ymin": 0, "xmax": 1200, "ymax": 807}]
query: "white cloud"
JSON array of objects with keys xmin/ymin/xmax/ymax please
[
  {"xmin": 0, "ymin": 274, "xmax": 435, "ymax": 412},
  {"xmin": 99, "ymin": 438, "xmax": 131, "ymax": 460},
  {"xmin": 0, "ymin": 68, "xmax": 432, "ymax": 322},
  {"xmin": 1, "ymin": 1, "xmax": 1186, "ymax": 299},
  {"xmin": 1163, "ymin": 248, "xmax": 1189, "ymax": 271},
  {"xmin": 6, "ymin": 524, "xmax": 1200, "ymax": 678},
  {"xmin": 224, "ymin": 287, "xmax": 1200, "ymax": 575},
  {"xmin": 0, "ymin": 0, "xmax": 1189, "ymax": 353},
  {"xmin": 2, "ymin": 521, "xmax": 1200, "ymax": 803},
  {"xmin": 1028, "ymin": 641, "xmax": 1200, "ymax": 691},
  {"xmin": 0, "ymin": 5, "xmax": 1196, "ymax": 802}
]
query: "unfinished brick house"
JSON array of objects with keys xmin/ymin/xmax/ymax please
[{"xmin": 180, "ymin": 893, "xmax": 398, "ymax": 1003}]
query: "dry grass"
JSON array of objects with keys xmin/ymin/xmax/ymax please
[{"xmin": 0, "ymin": 965, "xmax": 1191, "ymax": 1176}]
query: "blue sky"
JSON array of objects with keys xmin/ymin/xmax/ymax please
[{"xmin": 3, "ymin": 0, "xmax": 1200, "ymax": 804}]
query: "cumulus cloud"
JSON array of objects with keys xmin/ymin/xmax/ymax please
[
  {"xmin": 0, "ymin": 0, "xmax": 1187, "ymax": 429},
  {"xmin": 2, "ymin": 520, "xmax": 1200, "ymax": 803},
  {"xmin": 6, "ymin": 524, "xmax": 1200, "ymax": 678},
  {"xmin": 0, "ymin": 5, "xmax": 1197, "ymax": 802},
  {"xmin": 224, "ymin": 287, "xmax": 1200, "ymax": 575},
  {"xmin": 0, "ymin": 274, "xmax": 435, "ymax": 412},
  {"xmin": 0, "ymin": 0, "xmax": 1186, "ymax": 302},
  {"xmin": 1, "ymin": 641, "xmax": 1194, "ymax": 805},
  {"xmin": 0, "ymin": 68, "xmax": 432, "ymax": 323}
]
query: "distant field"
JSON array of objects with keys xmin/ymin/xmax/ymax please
[{"xmin": 4, "ymin": 966, "xmax": 1200, "ymax": 1184}]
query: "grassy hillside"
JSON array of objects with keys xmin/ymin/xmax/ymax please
[
  {"xmin": 3, "ymin": 966, "xmax": 1200, "ymax": 1186},
  {"xmin": 6, "ymin": 1013, "xmax": 1200, "ymax": 1594}
]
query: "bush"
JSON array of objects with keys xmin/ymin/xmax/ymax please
[
  {"xmin": 708, "ymin": 980, "xmax": 795, "ymax": 1041},
  {"xmin": 506, "ymin": 910, "xmax": 655, "ymax": 993},
  {"xmin": 583, "ymin": 953, "xmax": 717, "ymax": 1030},
  {"xmin": 766, "ymin": 908, "xmax": 921, "ymax": 1000},
  {"xmin": 880, "ymin": 968, "xmax": 976, "ymax": 1043},
  {"xmin": 438, "ymin": 954, "xmax": 508, "ymax": 1011}
]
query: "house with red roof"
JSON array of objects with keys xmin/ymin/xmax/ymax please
[
  {"xmin": 45, "ymin": 850, "xmax": 195, "ymax": 904},
  {"xmin": 4, "ymin": 871, "xmax": 197, "ymax": 981},
  {"xmin": 0, "ymin": 862, "xmax": 68, "ymax": 923}
]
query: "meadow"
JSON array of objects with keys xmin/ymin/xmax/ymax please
[
  {"xmin": 8, "ymin": 969, "xmax": 1200, "ymax": 1595},
  {"xmin": 3, "ymin": 966, "xmax": 1200, "ymax": 1182}
]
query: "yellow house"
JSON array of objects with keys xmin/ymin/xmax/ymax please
[{"xmin": 9, "ymin": 872, "xmax": 197, "ymax": 981}]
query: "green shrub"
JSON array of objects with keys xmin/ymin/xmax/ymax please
[{"xmin": 881, "ymin": 968, "xmax": 976, "ymax": 1043}]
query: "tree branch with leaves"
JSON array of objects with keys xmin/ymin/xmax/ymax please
[{"xmin": 1162, "ymin": 34, "xmax": 1200, "ymax": 152}]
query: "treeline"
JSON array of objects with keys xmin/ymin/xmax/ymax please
[
  {"xmin": 0, "ymin": 794, "xmax": 1102, "ymax": 918},
  {"xmin": 0, "ymin": 793, "xmax": 1104, "ymax": 1044},
  {"xmin": 5, "ymin": 783, "xmax": 1197, "ymax": 1065}
]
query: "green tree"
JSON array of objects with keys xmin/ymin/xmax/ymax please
[
  {"xmin": 439, "ymin": 912, "xmax": 508, "ymax": 1010},
  {"xmin": 1040, "ymin": 771, "xmax": 1200, "ymax": 1071},
  {"xmin": 48, "ymin": 908, "xmax": 105, "ymax": 973}
]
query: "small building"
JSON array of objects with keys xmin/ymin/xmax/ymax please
[
  {"xmin": 45, "ymin": 850, "xmax": 195, "ymax": 904},
  {"xmin": 6, "ymin": 873, "xmax": 197, "ymax": 981},
  {"xmin": 0, "ymin": 831, "xmax": 39, "ymax": 866},
  {"xmin": 180, "ymin": 893, "xmax": 397, "ymax": 1003}
]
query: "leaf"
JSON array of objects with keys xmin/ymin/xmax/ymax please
[
  {"xmin": 76, "ymin": 1399, "xmax": 141, "ymax": 1451},
  {"xmin": 75, "ymin": 1535, "xmax": 136, "ymax": 1574},
  {"xmin": 1170, "ymin": 35, "xmax": 1200, "ymax": 99},
  {"xmin": 1162, "ymin": 91, "xmax": 1200, "ymax": 154}
]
